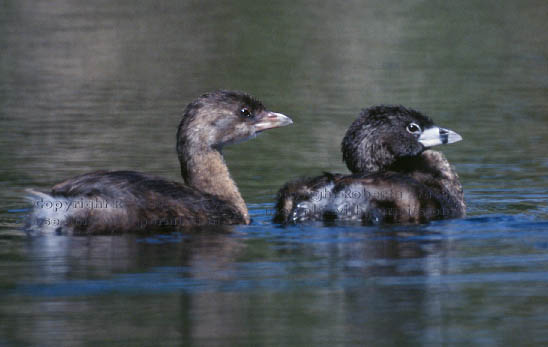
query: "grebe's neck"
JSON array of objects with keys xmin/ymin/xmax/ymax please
[
  {"xmin": 394, "ymin": 150, "xmax": 465, "ymax": 216},
  {"xmin": 179, "ymin": 146, "xmax": 249, "ymax": 224}
]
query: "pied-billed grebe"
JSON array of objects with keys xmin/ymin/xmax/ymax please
[
  {"xmin": 274, "ymin": 105, "xmax": 465, "ymax": 224},
  {"xmin": 27, "ymin": 90, "xmax": 292, "ymax": 233}
]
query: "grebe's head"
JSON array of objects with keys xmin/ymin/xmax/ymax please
[
  {"xmin": 177, "ymin": 90, "xmax": 292, "ymax": 152},
  {"xmin": 342, "ymin": 105, "xmax": 461, "ymax": 174}
]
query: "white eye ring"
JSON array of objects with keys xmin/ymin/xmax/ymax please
[{"xmin": 406, "ymin": 122, "xmax": 422, "ymax": 134}]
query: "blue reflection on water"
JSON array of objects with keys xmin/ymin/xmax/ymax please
[{"xmin": 10, "ymin": 210, "xmax": 548, "ymax": 298}]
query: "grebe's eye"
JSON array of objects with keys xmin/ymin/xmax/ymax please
[
  {"xmin": 406, "ymin": 122, "xmax": 421, "ymax": 134},
  {"xmin": 240, "ymin": 107, "xmax": 252, "ymax": 118}
]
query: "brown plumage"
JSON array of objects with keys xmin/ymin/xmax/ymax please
[
  {"xmin": 274, "ymin": 105, "xmax": 465, "ymax": 225},
  {"xmin": 27, "ymin": 90, "xmax": 292, "ymax": 234}
]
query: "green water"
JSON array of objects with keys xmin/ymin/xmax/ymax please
[{"xmin": 1, "ymin": 1, "xmax": 548, "ymax": 345}]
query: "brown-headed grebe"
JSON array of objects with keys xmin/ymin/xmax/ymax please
[
  {"xmin": 27, "ymin": 90, "xmax": 292, "ymax": 233},
  {"xmin": 274, "ymin": 105, "xmax": 464, "ymax": 224}
]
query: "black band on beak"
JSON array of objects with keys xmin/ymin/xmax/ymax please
[{"xmin": 419, "ymin": 126, "xmax": 462, "ymax": 147}]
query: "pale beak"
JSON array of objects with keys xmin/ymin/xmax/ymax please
[
  {"xmin": 254, "ymin": 111, "xmax": 293, "ymax": 132},
  {"xmin": 418, "ymin": 126, "xmax": 462, "ymax": 147}
]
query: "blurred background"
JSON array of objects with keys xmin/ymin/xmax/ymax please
[{"xmin": 1, "ymin": 0, "xmax": 547, "ymax": 345}]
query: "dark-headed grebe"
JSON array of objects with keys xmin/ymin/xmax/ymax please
[
  {"xmin": 27, "ymin": 90, "xmax": 292, "ymax": 233},
  {"xmin": 274, "ymin": 105, "xmax": 464, "ymax": 224}
]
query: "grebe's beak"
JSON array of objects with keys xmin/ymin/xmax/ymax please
[
  {"xmin": 418, "ymin": 126, "xmax": 462, "ymax": 147},
  {"xmin": 254, "ymin": 111, "xmax": 293, "ymax": 132}
]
